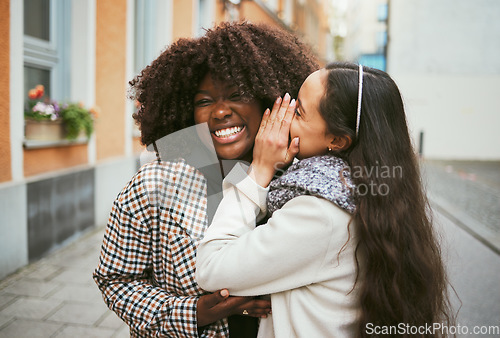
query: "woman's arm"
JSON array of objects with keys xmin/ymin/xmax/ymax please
[
  {"xmin": 94, "ymin": 200, "xmax": 213, "ymax": 337},
  {"xmin": 196, "ymin": 164, "xmax": 346, "ymax": 296}
]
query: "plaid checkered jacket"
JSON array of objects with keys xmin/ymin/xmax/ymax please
[{"xmin": 93, "ymin": 159, "xmax": 229, "ymax": 337}]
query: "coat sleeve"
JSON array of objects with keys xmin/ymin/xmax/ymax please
[
  {"xmin": 93, "ymin": 166, "xmax": 226, "ymax": 338},
  {"xmin": 196, "ymin": 164, "xmax": 345, "ymax": 296}
]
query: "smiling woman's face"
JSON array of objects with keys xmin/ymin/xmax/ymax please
[{"xmin": 194, "ymin": 73, "xmax": 262, "ymax": 162}]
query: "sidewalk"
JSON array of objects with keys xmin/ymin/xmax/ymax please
[
  {"xmin": 0, "ymin": 227, "xmax": 128, "ymax": 337},
  {"xmin": 0, "ymin": 159, "xmax": 498, "ymax": 337}
]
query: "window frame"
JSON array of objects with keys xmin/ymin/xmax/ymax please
[
  {"xmin": 23, "ymin": 0, "xmax": 71, "ymax": 102},
  {"xmin": 134, "ymin": 0, "xmax": 157, "ymax": 75}
]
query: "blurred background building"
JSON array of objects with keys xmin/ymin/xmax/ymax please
[
  {"xmin": 335, "ymin": 0, "xmax": 500, "ymax": 160},
  {"xmin": 1, "ymin": 0, "xmax": 499, "ymax": 279}
]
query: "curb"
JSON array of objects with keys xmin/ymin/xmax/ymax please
[{"xmin": 429, "ymin": 193, "xmax": 500, "ymax": 256}]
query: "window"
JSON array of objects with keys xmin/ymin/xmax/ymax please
[
  {"xmin": 134, "ymin": 0, "xmax": 157, "ymax": 74},
  {"xmin": 24, "ymin": 0, "xmax": 50, "ymax": 40},
  {"xmin": 282, "ymin": 0, "xmax": 294, "ymax": 26},
  {"xmin": 198, "ymin": 0, "xmax": 213, "ymax": 36},
  {"xmin": 376, "ymin": 30, "xmax": 387, "ymax": 53},
  {"xmin": 268, "ymin": 0, "xmax": 278, "ymax": 12},
  {"xmin": 359, "ymin": 54, "xmax": 386, "ymax": 71},
  {"xmin": 24, "ymin": 66, "xmax": 51, "ymax": 99},
  {"xmin": 377, "ymin": 3, "xmax": 388, "ymax": 22},
  {"xmin": 23, "ymin": 0, "xmax": 71, "ymax": 103}
]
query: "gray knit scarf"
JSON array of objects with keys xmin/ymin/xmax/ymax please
[{"xmin": 267, "ymin": 155, "xmax": 356, "ymax": 215}]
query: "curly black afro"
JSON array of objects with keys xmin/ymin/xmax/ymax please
[{"xmin": 130, "ymin": 21, "xmax": 319, "ymax": 146}]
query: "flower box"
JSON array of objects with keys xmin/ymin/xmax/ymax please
[
  {"xmin": 25, "ymin": 118, "xmax": 66, "ymax": 141},
  {"xmin": 24, "ymin": 85, "xmax": 99, "ymax": 143}
]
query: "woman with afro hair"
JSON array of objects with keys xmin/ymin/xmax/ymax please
[{"xmin": 93, "ymin": 21, "xmax": 318, "ymax": 337}]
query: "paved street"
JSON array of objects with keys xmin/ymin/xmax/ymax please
[
  {"xmin": 0, "ymin": 160, "xmax": 498, "ymax": 337},
  {"xmin": 435, "ymin": 211, "xmax": 500, "ymax": 337},
  {"xmin": 0, "ymin": 228, "xmax": 128, "ymax": 337},
  {"xmin": 423, "ymin": 159, "xmax": 500, "ymax": 337}
]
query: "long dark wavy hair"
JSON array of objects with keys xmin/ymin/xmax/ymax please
[
  {"xmin": 129, "ymin": 21, "xmax": 318, "ymax": 146},
  {"xmin": 320, "ymin": 62, "xmax": 454, "ymax": 337}
]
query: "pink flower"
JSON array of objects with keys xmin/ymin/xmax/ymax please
[{"xmin": 32, "ymin": 102, "xmax": 58, "ymax": 120}]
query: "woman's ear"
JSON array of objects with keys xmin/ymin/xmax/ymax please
[{"xmin": 328, "ymin": 135, "xmax": 352, "ymax": 151}]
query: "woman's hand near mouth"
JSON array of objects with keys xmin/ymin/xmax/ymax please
[{"xmin": 248, "ymin": 93, "xmax": 299, "ymax": 187}]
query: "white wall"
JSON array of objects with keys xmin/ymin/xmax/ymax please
[
  {"xmin": 71, "ymin": 0, "xmax": 97, "ymax": 164},
  {"xmin": 94, "ymin": 157, "xmax": 138, "ymax": 227},
  {"xmin": 10, "ymin": 0, "xmax": 24, "ymax": 181},
  {"xmin": 388, "ymin": 0, "xmax": 500, "ymax": 159},
  {"xmin": 0, "ymin": 182, "xmax": 27, "ymax": 279}
]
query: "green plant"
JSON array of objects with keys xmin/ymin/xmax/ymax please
[{"xmin": 59, "ymin": 103, "xmax": 95, "ymax": 139}]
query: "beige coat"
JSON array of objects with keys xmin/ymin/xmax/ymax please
[{"xmin": 197, "ymin": 163, "xmax": 360, "ymax": 338}]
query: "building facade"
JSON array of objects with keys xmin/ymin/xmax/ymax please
[
  {"xmin": 335, "ymin": 0, "xmax": 500, "ymax": 159},
  {"xmin": 0, "ymin": 0, "xmax": 334, "ymax": 279},
  {"xmin": 387, "ymin": 0, "xmax": 500, "ymax": 159},
  {"xmin": 342, "ymin": 0, "xmax": 388, "ymax": 70}
]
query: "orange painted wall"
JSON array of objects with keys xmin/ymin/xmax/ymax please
[
  {"xmin": 317, "ymin": 5, "xmax": 330, "ymax": 64},
  {"xmin": 0, "ymin": 0, "xmax": 11, "ymax": 182},
  {"xmin": 24, "ymin": 145, "xmax": 88, "ymax": 177},
  {"xmin": 95, "ymin": 0, "xmax": 127, "ymax": 160},
  {"xmin": 214, "ymin": 0, "xmax": 225, "ymax": 23},
  {"xmin": 173, "ymin": 0, "xmax": 194, "ymax": 40},
  {"xmin": 241, "ymin": 1, "xmax": 328, "ymax": 64},
  {"xmin": 240, "ymin": 2, "xmax": 280, "ymax": 26}
]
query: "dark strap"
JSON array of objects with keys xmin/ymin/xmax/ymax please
[
  {"xmin": 227, "ymin": 315, "xmax": 259, "ymax": 337},
  {"xmin": 152, "ymin": 141, "xmax": 161, "ymax": 163}
]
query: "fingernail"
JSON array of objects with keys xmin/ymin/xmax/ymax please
[
  {"xmin": 276, "ymin": 97, "xmax": 282, "ymax": 104},
  {"xmin": 265, "ymin": 108, "xmax": 270, "ymax": 115},
  {"xmin": 220, "ymin": 289, "xmax": 229, "ymax": 297},
  {"xmin": 294, "ymin": 137, "xmax": 299, "ymax": 146},
  {"xmin": 284, "ymin": 93, "xmax": 290, "ymax": 100},
  {"xmin": 290, "ymin": 99, "xmax": 296, "ymax": 106}
]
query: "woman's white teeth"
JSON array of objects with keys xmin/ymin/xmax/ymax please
[{"xmin": 214, "ymin": 126, "xmax": 242, "ymax": 138}]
